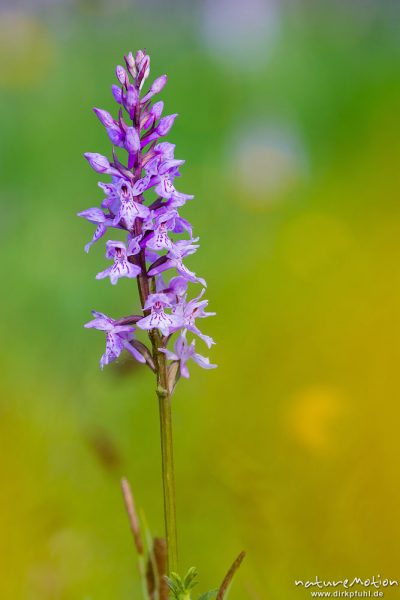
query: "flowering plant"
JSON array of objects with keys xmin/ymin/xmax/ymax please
[{"xmin": 79, "ymin": 49, "xmax": 242, "ymax": 598}]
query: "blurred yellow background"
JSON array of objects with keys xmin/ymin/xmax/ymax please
[{"xmin": 0, "ymin": 0, "xmax": 399, "ymax": 598}]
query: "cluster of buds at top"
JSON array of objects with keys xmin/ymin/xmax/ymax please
[{"xmin": 79, "ymin": 50, "xmax": 216, "ymax": 382}]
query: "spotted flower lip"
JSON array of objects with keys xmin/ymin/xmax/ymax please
[
  {"xmin": 137, "ymin": 293, "xmax": 182, "ymax": 336},
  {"xmin": 143, "ymin": 293, "xmax": 172, "ymax": 310},
  {"xmin": 143, "ymin": 210, "xmax": 179, "ymax": 251},
  {"xmin": 80, "ymin": 49, "xmax": 216, "ymax": 375},
  {"xmin": 112, "ymin": 181, "xmax": 150, "ymax": 230},
  {"xmin": 96, "ymin": 241, "xmax": 141, "ymax": 285},
  {"xmin": 146, "ymin": 222, "xmax": 174, "ymax": 251}
]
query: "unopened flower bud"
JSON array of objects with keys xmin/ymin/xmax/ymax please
[
  {"xmin": 124, "ymin": 51, "xmax": 137, "ymax": 78},
  {"xmin": 84, "ymin": 152, "xmax": 113, "ymax": 174},
  {"xmin": 93, "ymin": 108, "xmax": 114, "ymax": 128},
  {"xmin": 125, "ymin": 127, "xmax": 140, "ymax": 154},
  {"xmin": 156, "ymin": 114, "xmax": 178, "ymax": 136},
  {"xmin": 135, "ymin": 49, "xmax": 145, "ymax": 67},
  {"xmin": 151, "ymin": 74, "xmax": 167, "ymax": 94},
  {"xmin": 112, "ymin": 84, "xmax": 122, "ymax": 104},
  {"xmin": 151, "ymin": 101, "xmax": 164, "ymax": 121},
  {"xmin": 106, "ymin": 125, "xmax": 124, "ymax": 147},
  {"xmin": 137, "ymin": 56, "xmax": 151, "ymax": 90},
  {"xmin": 124, "ymin": 84, "xmax": 139, "ymax": 116},
  {"xmin": 116, "ymin": 65, "xmax": 128, "ymax": 87},
  {"xmin": 142, "ymin": 75, "xmax": 168, "ymax": 103}
]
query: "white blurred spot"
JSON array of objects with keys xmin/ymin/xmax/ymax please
[
  {"xmin": 228, "ymin": 121, "xmax": 308, "ymax": 205},
  {"xmin": 200, "ymin": 0, "xmax": 281, "ymax": 69}
]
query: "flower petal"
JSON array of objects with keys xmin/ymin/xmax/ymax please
[
  {"xmin": 193, "ymin": 352, "xmax": 217, "ymax": 370},
  {"xmin": 124, "ymin": 340, "xmax": 147, "ymax": 364}
]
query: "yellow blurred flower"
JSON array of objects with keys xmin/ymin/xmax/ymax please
[{"xmin": 285, "ymin": 386, "xmax": 344, "ymax": 452}]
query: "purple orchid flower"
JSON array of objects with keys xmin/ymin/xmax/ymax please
[
  {"xmin": 99, "ymin": 180, "xmax": 121, "ymax": 215},
  {"xmin": 159, "ymin": 331, "xmax": 216, "ymax": 379},
  {"xmin": 157, "ymin": 207, "xmax": 193, "ymax": 237},
  {"xmin": 84, "ymin": 311, "xmax": 146, "ymax": 369},
  {"xmin": 96, "ymin": 240, "xmax": 141, "ymax": 285},
  {"xmin": 142, "ymin": 208, "xmax": 193, "ymax": 252},
  {"xmin": 80, "ymin": 49, "xmax": 215, "ymax": 380},
  {"xmin": 136, "ymin": 293, "xmax": 182, "ymax": 336},
  {"xmin": 143, "ymin": 210, "xmax": 178, "ymax": 251},
  {"xmin": 77, "ymin": 207, "xmax": 116, "ymax": 253},
  {"xmin": 172, "ymin": 289, "xmax": 216, "ymax": 348},
  {"xmin": 146, "ymin": 220, "xmax": 174, "ymax": 251},
  {"xmin": 113, "ymin": 180, "xmax": 150, "ymax": 231},
  {"xmin": 165, "ymin": 276, "xmax": 189, "ymax": 300},
  {"xmin": 148, "ymin": 240, "xmax": 206, "ymax": 287}
]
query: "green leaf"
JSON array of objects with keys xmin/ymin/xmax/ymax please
[
  {"xmin": 165, "ymin": 568, "xmax": 201, "ymax": 599},
  {"xmin": 165, "ymin": 573, "xmax": 185, "ymax": 599},
  {"xmin": 198, "ymin": 590, "xmax": 218, "ymax": 600},
  {"xmin": 183, "ymin": 567, "xmax": 199, "ymax": 590},
  {"xmin": 166, "ymin": 571, "xmax": 193, "ymax": 599}
]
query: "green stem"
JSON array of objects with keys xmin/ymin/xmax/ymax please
[
  {"xmin": 131, "ymin": 80, "xmax": 178, "ymax": 585},
  {"xmin": 155, "ymin": 341, "xmax": 178, "ymax": 576}
]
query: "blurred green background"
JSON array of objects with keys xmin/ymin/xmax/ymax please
[{"xmin": 1, "ymin": 0, "xmax": 400, "ymax": 598}]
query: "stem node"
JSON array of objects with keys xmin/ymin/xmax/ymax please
[{"xmin": 156, "ymin": 385, "xmax": 169, "ymax": 399}]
